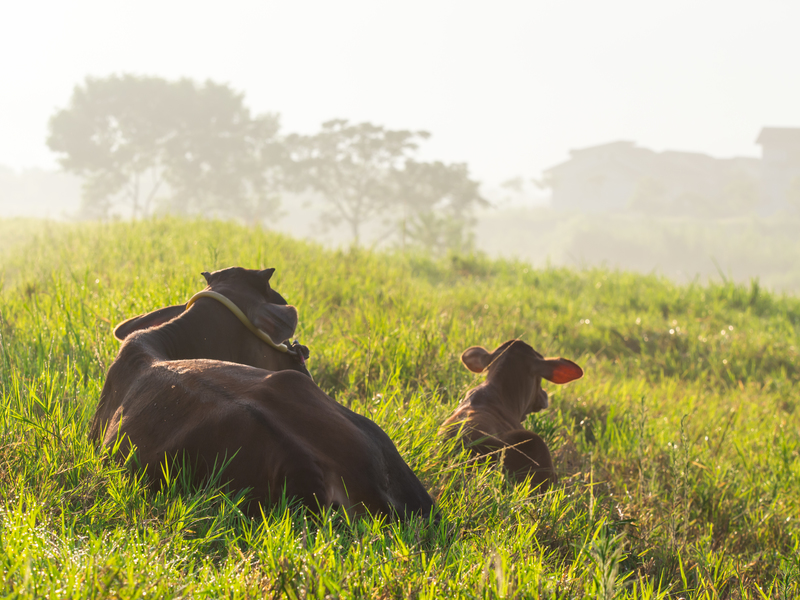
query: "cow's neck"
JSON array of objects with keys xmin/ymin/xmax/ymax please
[
  {"xmin": 487, "ymin": 361, "xmax": 534, "ymax": 426},
  {"xmin": 141, "ymin": 300, "xmax": 249, "ymax": 363}
]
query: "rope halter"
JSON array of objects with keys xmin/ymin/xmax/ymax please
[{"xmin": 185, "ymin": 290, "xmax": 291, "ymax": 353}]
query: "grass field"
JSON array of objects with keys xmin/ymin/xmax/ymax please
[{"xmin": 1, "ymin": 217, "xmax": 799, "ymax": 599}]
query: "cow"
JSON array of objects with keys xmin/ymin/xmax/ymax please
[
  {"xmin": 439, "ymin": 339, "xmax": 583, "ymax": 491},
  {"xmin": 91, "ymin": 267, "xmax": 436, "ymax": 521}
]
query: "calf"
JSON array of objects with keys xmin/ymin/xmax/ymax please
[
  {"xmin": 92, "ymin": 267, "xmax": 435, "ymax": 521},
  {"xmin": 440, "ymin": 339, "xmax": 583, "ymax": 491}
]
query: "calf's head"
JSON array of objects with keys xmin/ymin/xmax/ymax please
[{"xmin": 461, "ymin": 339, "xmax": 583, "ymax": 417}]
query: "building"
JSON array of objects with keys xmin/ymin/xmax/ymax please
[
  {"xmin": 543, "ymin": 141, "xmax": 761, "ymax": 215},
  {"xmin": 756, "ymin": 127, "xmax": 800, "ymax": 214}
]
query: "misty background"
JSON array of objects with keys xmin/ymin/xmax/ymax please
[{"xmin": 2, "ymin": 1, "xmax": 799, "ymax": 291}]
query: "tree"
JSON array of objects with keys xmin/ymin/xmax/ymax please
[
  {"xmin": 47, "ymin": 75, "xmax": 283, "ymax": 220},
  {"xmin": 287, "ymin": 120, "xmax": 428, "ymax": 244},
  {"xmin": 394, "ymin": 160, "xmax": 487, "ymax": 254},
  {"xmin": 161, "ymin": 80, "xmax": 284, "ymax": 223},
  {"xmin": 718, "ymin": 173, "xmax": 760, "ymax": 215},
  {"xmin": 47, "ymin": 75, "xmax": 172, "ymax": 218}
]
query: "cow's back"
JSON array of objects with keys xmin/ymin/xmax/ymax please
[
  {"xmin": 106, "ymin": 365, "xmax": 434, "ymax": 519},
  {"xmin": 91, "ymin": 340, "xmax": 157, "ymax": 443},
  {"xmin": 244, "ymin": 370, "xmax": 435, "ymax": 519}
]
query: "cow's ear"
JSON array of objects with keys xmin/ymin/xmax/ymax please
[
  {"xmin": 252, "ymin": 303, "xmax": 298, "ymax": 344},
  {"xmin": 258, "ymin": 268, "xmax": 276, "ymax": 283},
  {"xmin": 113, "ymin": 304, "xmax": 186, "ymax": 341},
  {"xmin": 461, "ymin": 346, "xmax": 492, "ymax": 373},
  {"xmin": 201, "ymin": 271, "xmax": 212, "ymax": 284},
  {"xmin": 538, "ymin": 358, "xmax": 583, "ymax": 384}
]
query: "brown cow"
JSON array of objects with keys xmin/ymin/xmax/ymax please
[
  {"xmin": 439, "ymin": 339, "xmax": 583, "ymax": 491},
  {"xmin": 91, "ymin": 267, "xmax": 436, "ymax": 521}
]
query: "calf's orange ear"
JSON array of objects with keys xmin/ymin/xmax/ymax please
[
  {"xmin": 461, "ymin": 346, "xmax": 492, "ymax": 373},
  {"xmin": 540, "ymin": 358, "xmax": 583, "ymax": 384}
]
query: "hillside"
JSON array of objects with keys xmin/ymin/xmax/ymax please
[
  {"xmin": 474, "ymin": 208, "xmax": 800, "ymax": 294},
  {"xmin": 1, "ymin": 218, "xmax": 798, "ymax": 598}
]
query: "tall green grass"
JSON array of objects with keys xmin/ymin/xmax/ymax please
[{"xmin": 1, "ymin": 218, "xmax": 798, "ymax": 598}]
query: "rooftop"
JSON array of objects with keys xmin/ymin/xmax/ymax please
[{"xmin": 756, "ymin": 127, "xmax": 800, "ymax": 145}]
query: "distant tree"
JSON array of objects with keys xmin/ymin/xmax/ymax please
[
  {"xmin": 394, "ymin": 160, "xmax": 487, "ymax": 254},
  {"xmin": 47, "ymin": 75, "xmax": 283, "ymax": 220},
  {"xmin": 287, "ymin": 120, "xmax": 428, "ymax": 244},
  {"xmin": 47, "ymin": 76, "xmax": 171, "ymax": 218},
  {"xmin": 719, "ymin": 173, "xmax": 760, "ymax": 214},
  {"xmin": 500, "ymin": 176, "xmax": 525, "ymax": 193},
  {"xmin": 161, "ymin": 81, "xmax": 284, "ymax": 223},
  {"xmin": 495, "ymin": 175, "xmax": 546, "ymax": 207},
  {"xmin": 530, "ymin": 176, "xmax": 549, "ymax": 191}
]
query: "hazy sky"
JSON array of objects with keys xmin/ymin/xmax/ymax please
[{"xmin": 2, "ymin": 0, "xmax": 798, "ymax": 184}]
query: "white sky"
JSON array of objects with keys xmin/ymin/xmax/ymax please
[{"xmin": 1, "ymin": 0, "xmax": 798, "ymax": 184}]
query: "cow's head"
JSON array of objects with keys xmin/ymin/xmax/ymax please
[
  {"xmin": 461, "ymin": 339, "xmax": 583, "ymax": 417},
  {"xmin": 112, "ymin": 267, "xmax": 309, "ymax": 371},
  {"xmin": 200, "ymin": 267, "xmax": 299, "ymax": 347}
]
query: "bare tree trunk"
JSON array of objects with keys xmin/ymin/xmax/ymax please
[
  {"xmin": 401, "ymin": 199, "xmax": 407, "ymax": 251},
  {"xmin": 130, "ymin": 175, "xmax": 141, "ymax": 220},
  {"xmin": 142, "ymin": 167, "xmax": 162, "ymax": 218}
]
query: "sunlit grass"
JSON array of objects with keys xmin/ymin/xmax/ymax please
[{"xmin": 1, "ymin": 217, "xmax": 798, "ymax": 598}]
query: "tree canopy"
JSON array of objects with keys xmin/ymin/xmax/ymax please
[
  {"xmin": 48, "ymin": 75, "xmax": 487, "ymax": 251},
  {"xmin": 288, "ymin": 120, "xmax": 485, "ymax": 251},
  {"xmin": 287, "ymin": 120, "xmax": 428, "ymax": 244},
  {"xmin": 394, "ymin": 159, "xmax": 487, "ymax": 254},
  {"xmin": 47, "ymin": 75, "xmax": 283, "ymax": 220}
]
